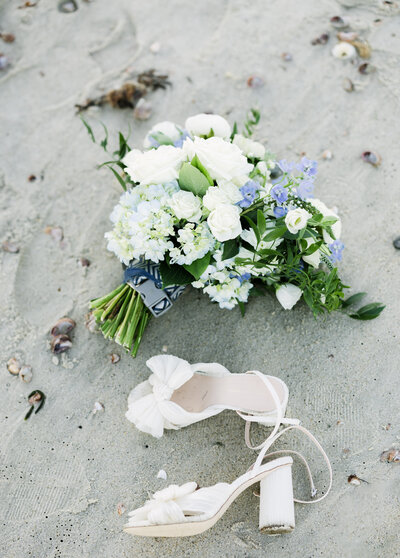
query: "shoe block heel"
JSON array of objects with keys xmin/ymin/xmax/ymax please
[{"xmin": 259, "ymin": 464, "xmax": 295, "ymax": 535}]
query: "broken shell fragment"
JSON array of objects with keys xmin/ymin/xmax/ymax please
[
  {"xmin": 44, "ymin": 225, "xmax": 64, "ymax": 242},
  {"xmin": 149, "ymin": 41, "xmax": 160, "ymax": 54},
  {"xmin": 281, "ymin": 52, "xmax": 293, "ymax": 62},
  {"xmin": 362, "ymin": 151, "xmax": 381, "ymax": 167},
  {"xmin": 110, "ymin": 353, "xmax": 120, "ymax": 364},
  {"xmin": 58, "ymin": 0, "xmax": 78, "ymax": 12},
  {"xmin": 359, "ymin": 62, "xmax": 376, "ymax": 75},
  {"xmin": 78, "ymin": 257, "xmax": 90, "ymax": 267},
  {"xmin": 85, "ymin": 311, "xmax": 98, "ymax": 332},
  {"xmin": 28, "ymin": 391, "xmax": 43, "ymax": 405},
  {"xmin": 117, "ymin": 503, "xmax": 126, "ymax": 515},
  {"xmin": 311, "ymin": 33, "xmax": 329, "ymax": 46},
  {"xmin": 7, "ymin": 357, "xmax": 21, "ymax": 375},
  {"xmin": 19, "ymin": 365, "xmax": 33, "ymax": 383},
  {"xmin": 330, "ymin": 16, "xmax": 350, "ymax": 29},
  {"xmin": 0, "ymin": 33, "xmax": 15, "ymax": 43},
  {"xmin": 348, "ymin": 474, "xmax": 361, "ymax": 486},
  {"xmin": 332, "ymin": 42, "xmax": 357, "ymax": 59},
  {"xmin": 380, "ymin": 448, "xmax": 400, "ymax": 462},
  {"xmin": 51, "ymin": 334, "xmax": 72, "ymax": 354},
  {"xmin": 350, "ymin": 39, "xmax": 372, "ymax": 59},
  {"xmin": 2, "ymin": 240, "xmax": 20, "ymax": 253},
  {"xmin": 247, "ymin": 75, "xmax": 264, "ymax": 88},
  {"xmin": 322, "ymin": 149, "xmax": 333, "ymax": 160},
  {"xmin": 133, "ymin": 98, "xmax": 152, "ymax": 121},
  {"xmin": 337, "ymin": 31, "xmax": 358, "ymax": 42},
  {"xmin": 93, "ymin": 401, "xmax": 105, "ymax": 414},
  {"xmin": 0, "ymin": 54, "xmax": 9, "ymax": 70},
  {"xmin": 51, "ymin": 317, "xmax": 76, "ymax": 337},
  {"xmin": 342, "ymin": 77, "xmax": 354, "ymax": 92}
]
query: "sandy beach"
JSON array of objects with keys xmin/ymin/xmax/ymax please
[{"xmin": 1, "ymin": 0, "xmax": 400, "ymax": 556}]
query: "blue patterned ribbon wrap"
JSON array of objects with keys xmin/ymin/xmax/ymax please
[{"xmin": 124, "ymin": 260, "xmax": 186, "ymax": 317}]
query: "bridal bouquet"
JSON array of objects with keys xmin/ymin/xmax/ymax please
[{"xmin": 87, "ymin": 111, "xmax": 384, "ymax": 356}]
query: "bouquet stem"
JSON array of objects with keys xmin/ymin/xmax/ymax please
[{"xmin": 90, "ymin": 284, "xmax": 150, "ymax": 356}]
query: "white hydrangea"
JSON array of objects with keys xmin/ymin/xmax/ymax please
[{"xmin": 169, "ymin": 223, "xmax": 215, "ymax": 265}]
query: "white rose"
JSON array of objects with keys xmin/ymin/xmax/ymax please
[
  {"xmin": 207, "ymin": 204, "xmax": 242, "ymax": 242},
  {"xmin": 183, "ymin": 137, "xmax": 253, "ymax": 184},
  {"xmin": 143, "ymin": 121, "xmax": 182, "ymax": 148},
  {"xmin": 233, "ymin": 134, "xmax": 265, "ymax": 159},
  {"xmin": 276, "ymin": 284, "xmax": 302, "ymax": 310},
  {"xmin": 285, "ymin": 208, "xmax": 312, "ymax": 234},
  {"xmin": 169, "ymin": 190, "xmax": 202, "ymax": 222},
  {"xmin": 302, "ymin": 238, "xmax": 321, "ymax": 268},
  {"xmin": 203, "ymin": 182, "xmax": 242, "ymax": 211},
  {"xmin": 185, "ymin": 113, "xmax": 231, "ymax": 139},
  {"xmin": 308, "ymin": 198, "xmax": 341, "ymax": 243},
  {"xmin": 123, "ymin": 146, "xmax": 185, "ymax": 186}
]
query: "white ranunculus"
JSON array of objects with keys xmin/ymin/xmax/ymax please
[
  {"xmin": 308, "ymin": 198, "xmax": 341, "ymax": 243},
  {"xmin": 285, "ymin": 208, "xmax": 312, "ymax": 234},
  {"xmin": 232, "ymin": 134, "xmax": 266, "ymax": 159},
  {"xmin": 123, "ymin": 146, "xmax": 186, "ymax": 186},
  {"xmin": 168, "ymin": 190, "xmax": 202, "ymax": 222},
  {"xmin": 185, "ymin": 113, "xmax": 231, "ymax": 139},
  {"xmin": 302, "ymin": 238, "xmax": 321, "ymax": 268},
  {"xmin": 276, "ymin": 283, "xmax": 302, "ymax": 310},
  {"xmin": 143, "ymin": 121, "xmax": 182, "ymax": 148},
  {"xmin": 207, "ymin": 204, "xmax": 242, "ymax": 242},
  {"xmin": 203, "ymin": 182, "xmax": 242, "ymax": 211},
  {"xmin": 183, "ymin": 137, "xmax": 253, "ymax": 184}
]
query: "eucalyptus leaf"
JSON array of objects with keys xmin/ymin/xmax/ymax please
[{"xmin": 179, "ymin": 163, "xmax": 210, "ymax": 196}]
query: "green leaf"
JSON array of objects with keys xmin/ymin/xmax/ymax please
[
  {"xmin": 342, "ymin": 292, "xmax": 367, "ymax": 308},
  {"xmin": 183, "ymin": 252, "xmax": 211, "ymax": 280},
  {"xmin": 178, "ymin": 163, "xmax": 210, "ymax": 196},
  {"xmin": 150, "ymin": 131, "xmax": 175, "ymax": 146},
  {"xmin": 302, "ymin": 241, "xmax": 322, "ymax": 256},
  {"xmin": 109, "ymin": 167, "xmax": 127, "ymax": 191},
  {"xmin": 244, "ymin": 216, "xmax": 261, "ymax": 244},
  {"xmin": 99, "ymin": 122, "xmax": 109, "ymax": 151},
  {"xmin": 238, "ymin": 301, "xmax": 246, "ymax": 317},
  {"xmin": 258, "ymin": 248, "xmax": 281, "ymax": 257},
  {"xmin": 349, "ymin": 303, "xmax": 385, "ymax": 320},
  {"xmin": 159, "ymin": 261, "xmax": 193, "ymax": 287},
  {"xmin": 257, "ymin": 210, "xmax": 266, "ymax": 236},
  {"xmin": 321, "ymin": 216, "xmax": 338, "ymax": 227},
  {"xmin": 191, "ymin": 155, "xmax": 214, "ymax": 186},
  {"xmin": 230, "ymin": 121, "xmax": 238, "ymax": 141},
  {"xmin": 302, "ymin": 288, "xmax": 314, "ymax": 310},
  {"xmin": 80, "ymin": 116, "xmax": 95, "ymax": 143},
  {"xmin": 263, "ymin": 225, "xmax": 287, "ymax": 242},
  {"xmin": 222, "ymin": 239, "xmax": 239, "ymax": 260}
]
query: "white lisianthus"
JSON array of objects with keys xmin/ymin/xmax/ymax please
[
  {"xmin": 123, "ymin": 146, "xmax": 185, "ymax": 185},
  {"xmin": 285, "ymin": 208, "xmax": 312, "ymax": 234},
  {"xmin": 183, "ymin": 137, "xmax": 253, "ymax": 184},
  {"xmin": 203, "ymin": 182, "xmax": 242, "ymax": 211},
  {"xmin": 308, "ymin": 198, "xmax": 341, "ymax": 243},
  {"xmin": 207, "ymin": 204, "xmax": 242, "ymax": 242},
  {"xmin": 233, "ymin": 134, "xmax": 266, "ymax": 159},
  {"xmin": 276, "ymin": 283, "xmax": 302, "ymax": 310},
  {"xmin": 168, "ymin": 190, "xmax": 202, "ymax": 222},
  {"xmin": 185, "ymin": 113, "xmax": 231, "ymax": 139},
  {"xmin": 302, "ymin": 238, "xmax": 321, "ymax": 268},
  {"xmin": 143, "ymin": 121, "xmax": 182, "ymax": 148}
]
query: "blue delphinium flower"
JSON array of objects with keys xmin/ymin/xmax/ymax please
[
  {"xmin": 297, "ymin": 156, "xmax": 318, "ymax": 177},
  {"xmin": 273, "ymin": 206, "xmax": 288, "ymax": 218},
  {"xmin": 271, "ymin": 184, "xmax": 289, "ymax": 204},
  {"xmin": 238, "ymin": 180, "xmax": 260, "ymax": 208},
  {"xmin": 174, "ymin": 130, "xmax": 190, "ymax": 148},
  {"xmin": 278, "ymin": 159, "xmax": 295, "ymax": 173},
  {"xmin": 296, "ymin": 179, "xmax": 314, "ymax": 200},
  {"xmin": 329, "ymin": 240, "xmax": 345, "ymax": 263},
  {"xmin": 229, "ymin": 272, "xmax": 251, "ymax": 284}
]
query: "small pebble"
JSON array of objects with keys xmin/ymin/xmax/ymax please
[
  {"xmin": 52, "ymin": 356, "xmax": 59, "ymax": 365},
  {"xmin": 149, "ymin": 41, "xmax": 160, "ymax": 54},
  {"xmin": 117, "ymin": 503, "xmax": 126, "ymax": 515},
  {"xmin": 330, "ymin": 16, "xmax": 350, "ymax": 30},
  {"xmin": 28, "ymin": 174, "xmax": 36, "ymax": 182},
  {"xmin": 311, "ymin": 33, "xmax": 329, "ymax": 45},
  {"xmin": 58, "ymin": 0, "xmax": 78, "ymax": 12},
  {"xmin": 0, "ymin": 55, "xmax": 9, "ymax": 70},
  {"xmin": 342, "ymin": 77, "xmax": 354, "ymax": 92},
  {"xmin": 7, "ymin": 357, "xmax": 21, "ymax": 375},
  {"xmin": 2, "ymin": 240, "xmax": 20, "ymax": 253},
  {"xmin": 19, "ymin": 365, "xmax": 33, "ymax": 383},
  {"xmin": 110, "ymin": 353, "xmax": 120, "ymax": 364},
  {"xmin": 44, "ymin": 225, "xmax": 64, "ymax": 242},
  {"xmin": 247, "ymin": 75, "xmax": 264, "ymax": 88},
  {"xmin": 162, "ymin": 345, "xmax": 168, "ymax": 353},
  {"xmin": 359, "ymin": 62, "xmax": 376, "ymax": 75},
  {"xmin": 361, "ymin": 151, "xmax": 381, "ymax": 167},
  {"xmin": 157, "ymin": 469, "xmax": 167, "ymax": 480},
  {"xmin": 393, "ymin": 236, "xmax": 400, "ymax": 250},
  {"xmin": 322, "ymin": 149, "xmax": 333, "ymax": 160},
  {"xmin": 348, "ymin": 474, "xmax": 361, "ymax": 486},
  {"xmin": 93, "ymin": 401, "xmax": 105, "ymax": 414},
  {"xmin": 78, "ymin": 257, "xmax": 90, "ymax": 267},
  {"xmin": 281, "ymin": 52, "xmax": 292, "ymax": 62},
  {"xmin": 133, "ymin": 98, "xmax": 152, "ymax": 121},
  {"xmin": 0, "ymin": 33, "xmax": 15, "ymax": 43}
]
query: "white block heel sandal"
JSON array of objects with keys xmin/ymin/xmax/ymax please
[
  {"xmin": 125, "ymin": 355, "xmax": 299, "ymax": 438},
  {"xmin": 124, "ymin": 425, "xmax": 332, "ymax": 537}
]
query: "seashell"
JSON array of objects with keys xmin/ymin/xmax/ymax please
[
  {"xmin": 0, "ymin": 33, "xmax": 15, "ymax": 43},
  {"xmin": 51, "ymin": 317, "xmax": 76, "ymax": 336},
  {"xmin": 380, "ymin": 448, "xmax": 400, "ymax": 462},
  {"xmin": 110, "ymin": 353, "xmax": 120, "ymax": 364},
  {"xmin": 311, "ymin": 33, "xmax": 329, "ymax": 45},
  {"xmin": 342, "ymin": 77, "xmax": 354, "ymax": 92},
  {"xmin": 359, "ymin": 62, "xmax": 376, "ymax": 75},
  {"xmin": 330, "ymin": 16, "xmax": 350, "ymax": 29},
  {"xmin": 7, "ymin": 357, "xmax": 21, "ymax": 375},
  {"xmin": 58, "ymin": 0, "xmax": 78, "ymax": 13},
  {"xmin": 28, "ymin": 174, "xmax": 36, "ymax": 182},
  {"xmin": 332, "ymin": 42, "xmax": 357, "ymax": 59},
  {"xmin": 157, "ymin": 469, "xmax": 167, "ymax": 480},
  {"xmin": 28, "ymin": 391, "xmax": 42, "ymax": 405},
  {"xmin": 393, "ymin": 236, "xmax": 400, "ymax": 250},
  {"xmin": 51, "ymin": 334, "xmax": 72, "ymax": 354},
  {"xmin": 347, "ymin": 474, "xmax": 362, "ymax": 486},
  {"xmin": 44, "ymin": 225, "xmax": 63, "ymax": 242},
  {"xmin": 93, "ymin": 401, "xmax": 105, "ymax": 414},
  {"xmin": 85, "ymin": 311, "xmax": 98, "ymax": 332},
  {"xmin": 247, "ymin": 75, "xmax": 264, "ymax": 88},
  {"xmin": 78, "ymin": 257, "xmax": 90, "ymax": 267},
  {"xmin": 117, "ymin": 503, "xmax": 126, "ymax": 515},
  {"xmin": 362, "ymin": 151, "xmax": 381, "ymax": 167},
  {"xmin": 281, "ymin": 52, "xmax": 292, "ymax": 62},
  {"xmin": 322, "ymin": 149, "xmax": 333, "ymax": 160},
  {"xmin": 0, "ymin": 54, "xmax": 9, "ymax": 70},
  {"xmin": 350, "ymin": 39, "xmax": 372, "ymax": 59},
  {"xmin": 337, "ymin": 31, "xmax": 358, "ymax": 42},
  {"xmin": 2, "ymin": 240, "xmax": 20, "ymax": 253},
  {"xmin": 133, "ymin": 98, "xmax": 152, "ymax": 121},
  {"xmin": 19, "ymin": 365, "xmax": 33, "ymax": 383}
]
